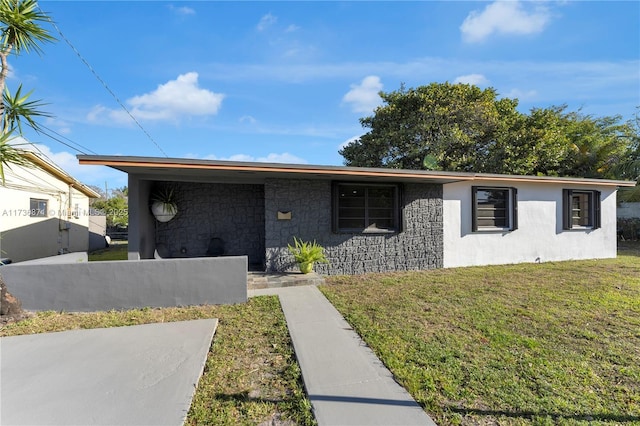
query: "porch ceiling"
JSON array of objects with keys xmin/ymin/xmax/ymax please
[{"xmin": 77, "ymin": 155, "xmax": 636, "ymax": 187}]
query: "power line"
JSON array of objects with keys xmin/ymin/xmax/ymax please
[
  {"xmin": 32, "ymin": 123, "xmax": 98, "ymax": 155},
  {"xmin": 39, "ymin": 5, "xmax": 169, "ymax": 158}
]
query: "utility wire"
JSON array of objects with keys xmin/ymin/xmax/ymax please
[
  {"xmin": 39, "ymin": 6, "xmax": 169, "ymax": 158},
  {"xmin": 35, "ymin": 123, "xmax": 99, "ymax": 155}
]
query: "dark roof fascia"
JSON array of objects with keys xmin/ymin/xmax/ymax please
[{"xmin": 77, "ymin": 155, "xmax": 636, "ymax": 188}]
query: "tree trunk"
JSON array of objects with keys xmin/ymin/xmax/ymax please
[
  {"xmin": 0, "ymin": 272, "xmax": 23, "ymax": 316},
  {"xmin": 0, "ymin": 50, "xmax": 10, "ymax": 132}
]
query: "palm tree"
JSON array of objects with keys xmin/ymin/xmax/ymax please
[
  {"xmin": 0, "ymin": 0, "xmax": 54, "ymax": 183},
  {"xmin": 0, "ymin": 0, "xmax": 54, "ymax": 316}
]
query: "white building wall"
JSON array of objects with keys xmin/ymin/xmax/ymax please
[
  {"xmin": 442, "ymin": 180, "xmax": 617, "ymax": 268},
  {"xmin": 0, "ymin": 162, "xmax": 92, "ymax": 262}
]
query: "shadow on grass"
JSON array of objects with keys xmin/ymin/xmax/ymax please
[
  {"xmin": 214, "ymin": 391, "xmax": 287, "ymax": 405},
  {"xmin": 446, "ymin": 406, "xmax": 639, "ymax": 423}
]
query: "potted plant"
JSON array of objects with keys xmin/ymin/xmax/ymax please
[
  {"xmin": 287, "ymin": 237, "xmax": 328, "ymax": 274},
  {"xmin": 150, "ymin": 185, "xmax": 178, "ymax": 222}
]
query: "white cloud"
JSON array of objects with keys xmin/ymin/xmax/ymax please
[
  {"xmin": 239, "ymin": 115, "xmax": 257, "ymax": 125},
  {"xmin": 15, "ymin": 140, "xmax": 126, "ymax": 187},
  {"xmin": 44, "ymin": 117, "xmax": 72, "ymax": 135},
  {"xmin": 342, "ymin": 76, "xmax": 383, "ymax": 113},
  {"xmin": 88, "ymin": 72, "xmax": 224, "ymax": 124},
  {"xmin": 338, "ymin": 135, "xmax": 361, "ymax": 151},
  {"xmin": 86, "ymin": 105, "xmax": 108, "ymax": 123},
  {"xmin": 21, "ymin": 142, "xmax": 82, "ymax": 175},
  {"xmin": 454, "ymin": 73, "xmax": 489, "ymax": 86},
  {"xmin": 285, "ymin": 24, "xmax": 300, "ymax": 33},
  {"xmin": 199, "ymin": 57, "xmax": 637, "ymax": 119},
  {"xmin": 505, "ymin": 88, "xmax": 538, "ymax": 101},
  {"xmin": 257, "ymin": 13, "xmax": 277, "ymax": 31},
  {"xmin": 168, "ymin": 5, "xmax": 195, "ymax": 16},
  {"xmin": 201, "ymin": 152, "xmax": 307, "ymax": 164},
  {"xmin": 128, "ymin": 72, "xmax": 224, "ymax": 120},
  {"xmin": 460, "ymin": 1, "xmax": 551, "ymax": 43}
]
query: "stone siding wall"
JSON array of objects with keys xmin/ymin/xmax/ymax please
[
  {"xmin": 265, "ymin": 179, "xmax": 443, "ymax": 275},
  {"xmin": 155, "ymin": 182, "xmax": 265, "ymax": 267}
]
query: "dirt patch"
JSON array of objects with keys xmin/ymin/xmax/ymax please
[
  {"xmin": 0, "ymin": 311, "xmax": 33, "ymax": 326},
  {"xmin": 0, "ymin": 274, "xmax": 31, "ymax": 326}
]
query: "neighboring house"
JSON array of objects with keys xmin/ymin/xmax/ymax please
[
  {"xmin": 88, "ymin": 210, "xmax": 108, "ymax": 251},
  {"xmin": 1, "ymin": 151, "xmax": 101, "ymax": 262},
  {"xmin": 78, "ymin": 155, "xmax": 635, "ymax": 275}
]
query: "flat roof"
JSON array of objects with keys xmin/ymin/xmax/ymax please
[{"xmin": 77, "ymin": 155, "xmax": 636, "ymax": 188}]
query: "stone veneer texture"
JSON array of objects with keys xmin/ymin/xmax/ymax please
[
  {"xmin": 155, "ymin": 182, "xmax": 265, "ymax": 267},
  {"xmin": 264, "ymin": 179, "xmax": 443, "ymax": 275}
]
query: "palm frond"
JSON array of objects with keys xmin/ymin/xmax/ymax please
[
  {"xmin": 3, "ymin": 83, "xmax": 51, "ymax": 133},
  {"xmin": 0, "ymin": 131, "xmax": 32, "ymax": 184},
  {"xmin": 0, "ymin": 0, "xmax": 56, "ymax": 56}
]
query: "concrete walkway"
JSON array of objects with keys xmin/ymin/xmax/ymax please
[
  {"xmin": 1, "ymin": 319, "xmax": 217, "ymax": 426},
  {"xmin": 250, "ymin": 285, "xmax": 436, "ymax": 426}
]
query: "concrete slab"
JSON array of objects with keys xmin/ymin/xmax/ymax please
[
  {"xmin": 1, "ymin": 319, "xmax": 217, "ymax": 426},
  {"xmin": 251, "ymin": 286, "xmax": 436, "ymax": 426}
]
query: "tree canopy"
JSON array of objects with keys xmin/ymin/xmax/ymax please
[
  {"xmin": 340, "ymin": 82, "xmax": 638, "ymax": 180},
  {"xmin": 91, "ymin": 186, "xmax": 129, "ymax": 227}
]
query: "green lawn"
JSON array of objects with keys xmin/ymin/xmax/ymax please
[
  {"xmin": 320, "ymin": 243, "xmax": 640, "ymax": 425},
  {"xmin": 0, "ymin": 297, "xmax": 316, "ymax": 426},
  {"xmin": 88, "ymin": 242, "xmax": 128, "ymax": 261},
  {"xmin": 4, "ymin": 242, "xmax": 639, "ymax": 425}
]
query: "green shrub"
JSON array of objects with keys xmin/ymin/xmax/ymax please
[
  {"xmin": 287, "ymin": 237, "xmax": 329, "ymax": 265},
  {"xmin": 617, "ymin": 217, "xmax": 640, "ymax": 240}
]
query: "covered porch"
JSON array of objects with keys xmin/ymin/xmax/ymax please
[{"xmin": 127, "ymin": 174, "xmax": 266, "ymax": 270}]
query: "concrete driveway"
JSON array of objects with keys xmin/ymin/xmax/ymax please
[{"xmin": 1, "ymin": 319, "xmax": 217, "ymax": 426}]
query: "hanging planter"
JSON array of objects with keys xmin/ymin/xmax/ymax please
[{"xmin": 150, "ymin": 185, "xmax": 178, "ymax": 222}]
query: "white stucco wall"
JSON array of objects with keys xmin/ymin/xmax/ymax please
[
  {"xmin": 442, "ymin": 180, "xmax": 618, "ymax": 268},
  {"xmin": 0, "ymin": 162, "xmax": 92, "ymax": 262}
]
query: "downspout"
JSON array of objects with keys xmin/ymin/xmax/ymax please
[
  {"xmin": 66, "ymin": 184, "xmax": 73, "ymax": 253},
  {"xmin": 68, "ymin": 184, "xmax": 73, "ymax": 219}
]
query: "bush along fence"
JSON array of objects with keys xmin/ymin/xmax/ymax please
[{"xmin": 617, "ymin": 218, "xmax": 640, "ymax": 240}]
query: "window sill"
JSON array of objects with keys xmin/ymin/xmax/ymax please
[
  {"xmin": 563, "ymin": 226, "xmax": 594, "ymax": 231},
  {"xmin": 474, "ymin": 227, "xmax": 514, "ymax": 233},
  {"xmin": 335, "ymin": 228, "xmax": 398, "ymax": 235}
]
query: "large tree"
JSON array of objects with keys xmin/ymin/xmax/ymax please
[
  {"xmin": 91, "ymin": 187, "xmax": 129, "ymax": 227},
  {"xmin": 616, "ymin": 111, "xmax": 640, "ymax": 201},
  {"xmin": 341, "ymin": 82, "xmax": 637, "ymax": 179},
  {"xmin": 341, "ymin": 83, "xmax": 519, "ymax": 171}
]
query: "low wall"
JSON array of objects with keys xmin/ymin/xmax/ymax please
[
  {"xmin": 2, "ymin": 256, "xmax": 247, "ymax": 312},
  {"xmin": 12, "ymin": 252, "xmax": 87, "ymax": 265}
]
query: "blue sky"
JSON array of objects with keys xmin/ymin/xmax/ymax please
[{"xmin": 11, "ymin": 1, "xmax": 640, "ymax": 190}]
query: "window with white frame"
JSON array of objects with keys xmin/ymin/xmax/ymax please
[
  {"xmin": 332, "ymin": 182, "xmax": 401, "ymax": 233},
  {"xmin": 562, "ymin": 189, "xmax": 600, "ymax": 229},
  {"xmin": 472, "ymin": 186, "xmax": 518, "ymax": 232}
]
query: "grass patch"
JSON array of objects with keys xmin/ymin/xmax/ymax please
[
  {"xmin": 0, "ymin": 297, "xmax": 315, "ymax": 426},
  {"xmin": 88, "ymin": 242, "xmax": 128, "ymax": 261},
  {"xmin": 320, "ymin": 244, "xmax": 640, "ymax": 425}
]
